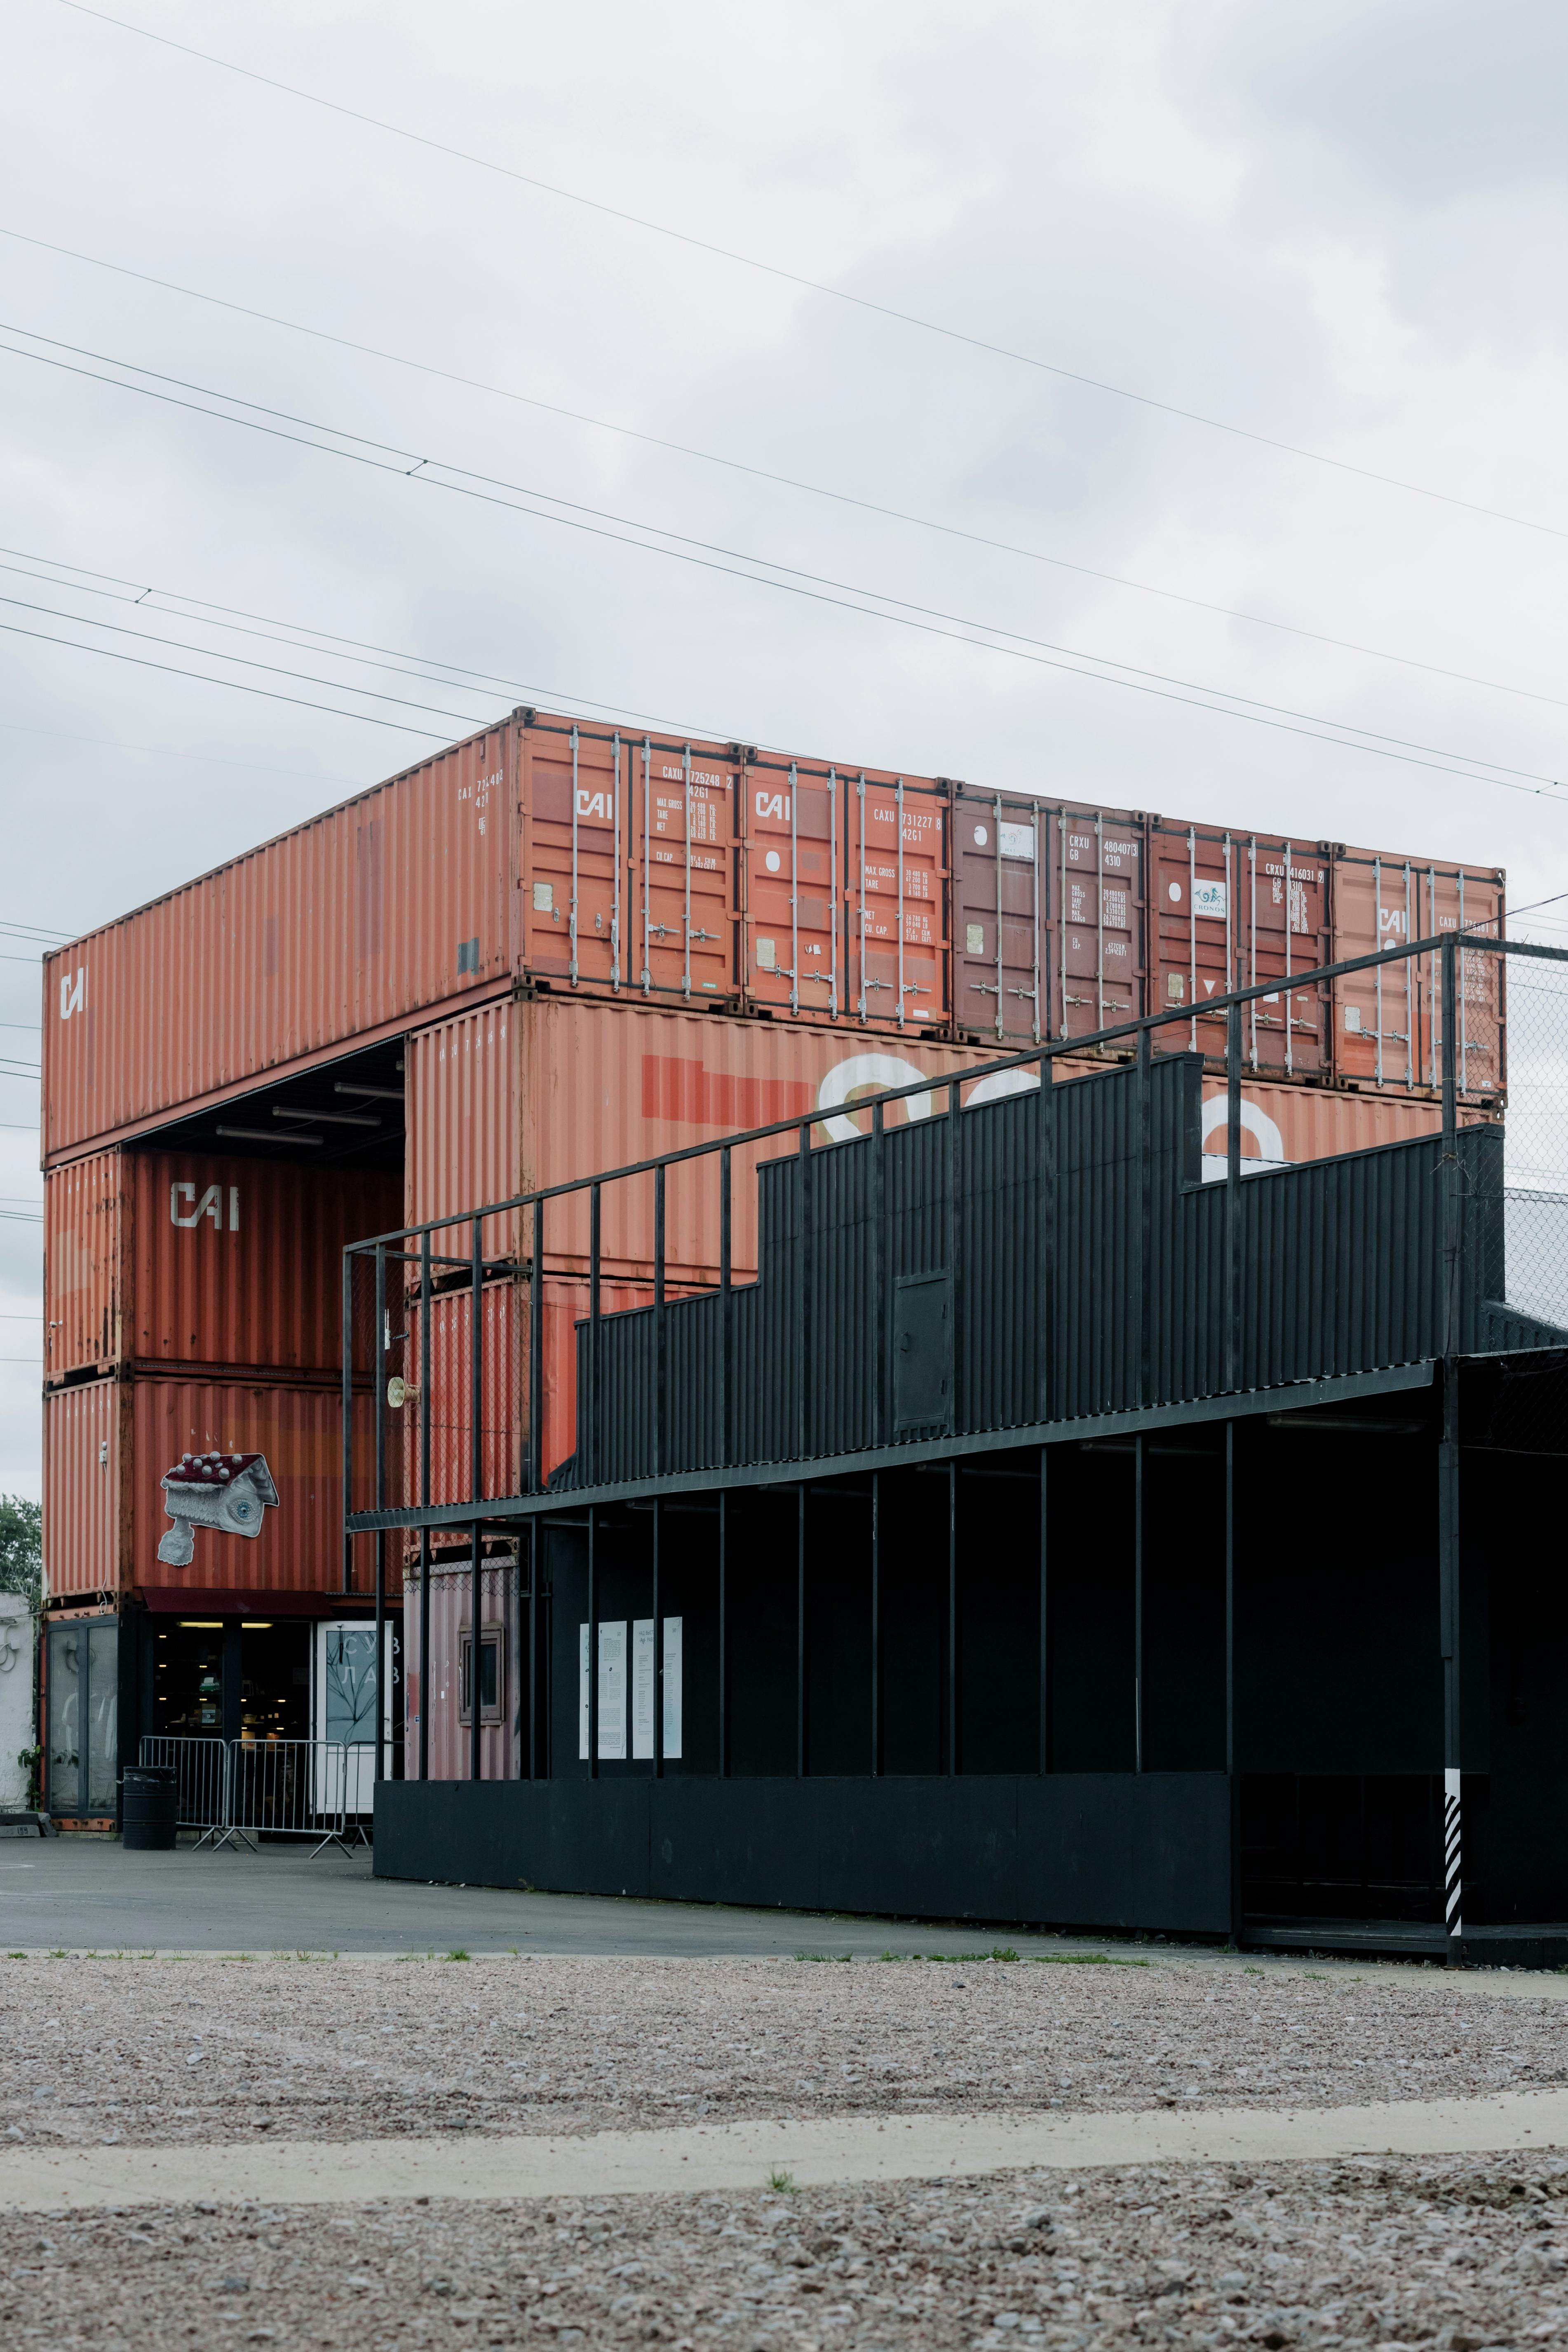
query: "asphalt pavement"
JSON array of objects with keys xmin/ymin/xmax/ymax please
[{"xmin": 0, "ymin": 1834, "xmax": 1112, "ymax": 1957}]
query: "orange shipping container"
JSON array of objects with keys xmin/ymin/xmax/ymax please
[
  {"xmin": 44, "ymin": 1375, "xmax": 380, "ymax": 1604},
  {"xmin": 41, "ymin": 712, "xmax": 958, "ymax": 1165},
  {"xmin": 1331, "ymin": 848, "xmax": 1505, "ymax": 1099},
  {"xmin": 404, "ymin": 995, "xmax": 1011, "ymax": 1285},
  {"xmin": 45, "ymin": 1149, "xmax": 399, "ymax": 1382}
]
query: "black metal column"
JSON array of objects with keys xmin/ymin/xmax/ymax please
[
  {"xmin": 718, "ymin": 1489, "xmax": 729, "ymax": 1778},
  {"xmin": 372, "ymin": 1245, "xmax": 385, "ymax": 1753},
  {"xmin": 1226, "ymin": 1000, "xmax": 1242, "ymax": 1391},
  {"xmin": 1038, "ymin": 1444, "xmax": 1049, "ymax": 1774},
  {"xmin": 652, "ymin": 1494, "xmax": 663, "ymax": 1779},
  {"xmin": 470, "ymin": 1214, "xmax": 483, "ymax": 1788},
  {"xmin": 870, "ymin": 1469, "xmax": 881, "ymax": 1776},
  {"xmin": 1225, "ymin": 1418, "xmax": 1242, "ymax": 1946},
  {"xmin": 1138, "ymin": 1026, "xmax": 1152, "ymax": 1406},
  {"xmin": 341, "ymin": 1249, "xmax": 355, "ymax": 1597},
  {"xmin": 418, "ymin": 1230, "xmax": 431, "ymax": 1784},
  {"xmin": 796, "ymin": 1484, "xmax": 807, "ymax": 1778},
  {"xmin": 946, "ymin": 1459, "xmax": 958, "ymax": 1777},
  {"xmin": 587, "ymin": 1503, "xmax": 599, "ymax": 1779},
  {"xmin": 527, "ymin": 1516, "xmax": 538, "ymax": 1781},
  {"xmin": 1133, "ymin": 1431, "xmax": 1145, "ymax": 1773},
  {"xmin": 1439, "ymin": 935, "xmax": 1463, "ymax": 1953}
]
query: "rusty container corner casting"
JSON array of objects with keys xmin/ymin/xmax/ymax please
[
  {"xmin": 45, "ymin": 1149, "xmax": 400, "ymax": 1384},
  {"xmin": 43, "ymin": 1373, "xmax": 384, "ymax": 1605}
]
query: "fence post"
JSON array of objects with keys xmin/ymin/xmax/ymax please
[
  {"xmin": 342, "ymin": 1250, "xmax": 356, "ymax": 1597},
  {"xmin": 1226, "ymin": 999, "xmax": 1242, "ymax": 1391}
]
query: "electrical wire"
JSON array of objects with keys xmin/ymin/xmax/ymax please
[
  {"xmin": 4, "ymin": 228, "xmax": 1562, "ymax": 717},
  {"xmin": 0, "ymin": 617, "xmax": 458, "ymax": 740},
  {"xmin": 1, "ymin": 325, "xmax": 1560, "ymax": 798},
  {"xmin": 44, "ymin": 0, "xmax": 1568, "ymax": 544}
]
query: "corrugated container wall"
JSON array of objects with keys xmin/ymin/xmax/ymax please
[
  {"xmin": 1332, "ymin": 849, "xmax": 1505, "ymax": 1098},
  {"xmin": 42, "ymin": 724, "xmax": 516, "ymax": 1161},
  {"xmin": 45, "ymin": 1150, "xmax": 400, "ymax": 1380},
  {"xmin": 42, "ymin": 703, "xmax": 1507, "ymax": 1170},
  {"xmin": 404, "ymin": 996, "xmax": 1005, "ymax": 1284},
  {"xmin": 403, "ymin": 1560, "xmax": 519, "ymax": 1782},
  {"xmin": 44, "ymin": 1376, "xmax": 380, "ymax": 1603}
]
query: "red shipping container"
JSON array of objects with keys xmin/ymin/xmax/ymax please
[
  {"xmin": 404, "ymin": 995, "xmax": 1014, "ymax": 1284},
  {"xmin": 44, "ymin": 1149, "xmax": 399, "ymax": 1382},
  {"xmin": 1149, "ymin": 820, "xmax": 1333, "ymax": 1078},
  {"xmin": 44, "ymin": 1375, "xmax": 380, "ymax": 1604},
  {"xmin": 1331, "ymin": 848, "xmax": 1505, "ymax": 1099},
  {"xmin": 952, "ymin": 789, "xmax": 1147, "ymax": 1046},
  {"xmin": 40, "ymin": 712, "xmax": 958, "ymax": 1165}
]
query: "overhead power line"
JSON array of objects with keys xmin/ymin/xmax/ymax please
[
  {"xmin": 45, "ymin": 0, "xmax": 1566, "ymax": 543},
  {"xmin": 1, "ymin": 326, "xmax": 1561, "ymax": 799},
  {"xmin": 3, "ymin": 228, "xmax": 1561, "ymax": 716}
]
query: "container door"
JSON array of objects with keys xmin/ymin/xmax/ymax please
[
  {"xmin": 1242, "ymin": 839, "xmax": 1331, "ymax": 1076},
  {"xmin": 1332, "ymin": 852, "xmax": 1421, "ymax": 1090},
  {"xmin": 843, "ymin": 775, "xmax": 949, "ymax": 1030},
  {"xmin": 953, "ymin": 795, "xmax": 1044, "ymax": 1043},
  {"xmin": 631, "ymin": 740, "xmax": 738, "ymax": 1003},
  {"xmin": 1050, "ymin": 809, "xmax": 1145, "ymax": 1043},
  {"xmin": 85, "ymin": 1620, "xmax": 119, "ymax": 1816},
  {"xmin": 1416, "ymin": 867, "xmax": 1506, "ymax": 1099},
  {"xmin": 46, "ymin": 1619, "xmax": 81, "ymax": 1817},
  {"xmin": 521, "ymin": 724, "xmax": 627, "ymax": 993},
  {"xmin": 743, "ymin": 762, "xmax": 840, "ymax": 1020}
]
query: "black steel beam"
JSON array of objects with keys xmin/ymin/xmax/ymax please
[{"xmin": 347, "ymin": 1360, "xmax": 1437, "ymax": 1531}]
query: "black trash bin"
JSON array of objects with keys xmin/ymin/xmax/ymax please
[{"xmin": 121, "ymin": 1766, "xmax": 178, "ymax": 1851}]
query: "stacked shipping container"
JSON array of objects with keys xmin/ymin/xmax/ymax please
[{"xmin": 35, "ymin": 705, "xmax": 1506, "ymax": 1800}]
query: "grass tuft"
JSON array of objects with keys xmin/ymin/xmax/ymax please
[
  {"xmin": 444, "ymin": 1948, "xmax": 472, "ymax": 1963},
  {"xmin": 1032, "ymin": 1952, "xmax": 1149, "ymax": 1968},
  {"xmin": 795, "ymin": 1952, "xmax": 854, "ymax": 1963},
  {"xmin": 766, "ymin": 2167, "xmax": 798, "ymax": 2194}
]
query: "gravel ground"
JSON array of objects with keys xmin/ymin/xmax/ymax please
[
  {"xmin": 7, "ymin": 2155, "xmax": 1568, "ymax": 2349},
  {"xmin": 2, "ymin": 1953, "xmax": 1566, "ymax": 2149}
]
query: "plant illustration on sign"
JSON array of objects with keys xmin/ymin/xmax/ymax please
[{"xmin": 156, "ymin": 1452, "xmax": 279, "ymax": 1566}]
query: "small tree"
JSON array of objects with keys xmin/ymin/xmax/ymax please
[{"xmin": 0, "ymin": 1495, "xmax": 42, "ymax": 1614}]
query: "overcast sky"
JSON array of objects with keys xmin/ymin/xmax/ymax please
[{"xmin": 2, "ymin": 0, "xmax": 1565, "ymax": 1497}]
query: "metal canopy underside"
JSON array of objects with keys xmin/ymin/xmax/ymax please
[{"xmin": 345, "ymin": 1358, "xmax": 1436, "ymax": 1532}]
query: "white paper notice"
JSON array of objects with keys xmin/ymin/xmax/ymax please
[
  {"xmin": 632, "ymin": 1619, "xmax": 656, "ymax": 1760},
  {"xmin": 578, "ymin": 1623, "xmax": 590, "ymax": 1761},
  {"xmin": 598, "ymin": 1620, "xmax": 628, "ymax": 1760},
  {"xmin": 663, "ymin": 1616, "xmax": 683, "ymax": 1760}
]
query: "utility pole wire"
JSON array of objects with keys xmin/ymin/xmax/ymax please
[
  {"xmin": 2, "ymin": 228, "xmax": 1561, "ymax": 714},
  {"xmin": 45, "ymin": 0, "xmax": 1567, "ymax": 543}
]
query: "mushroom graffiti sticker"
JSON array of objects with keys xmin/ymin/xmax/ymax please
[{"xmin": 157, "ymin": 1451, "xmax": 280, "ymax": 1567}]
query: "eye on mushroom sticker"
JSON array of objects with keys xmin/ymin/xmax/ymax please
[{"xmin": 157, "ymin": 1451, "xmax": 280, "ymax": 1567}]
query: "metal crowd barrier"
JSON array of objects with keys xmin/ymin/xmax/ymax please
[{"xmin": 136, "ymin": 1736, "xmax": 376, "ymax": 1855}]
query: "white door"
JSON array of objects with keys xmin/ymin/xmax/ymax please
[{"xmin": 313, "ymin": 1621, "xmax": 395, "ymax": 1817}]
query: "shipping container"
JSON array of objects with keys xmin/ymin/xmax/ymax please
[
  {"xmin": 42, "ymin": 722, "xmax": 515, "ymax": 1163},
  {"xmin": 399, "ymin": 1273, "xmax": 650, "ymax": 1502},
  {"xmin": 42, "ymin": 704, "xmax": 1509, "ymax": 1167},
  {"xmin": 41, "ymin": 713, "xmax": 955, "ymax": 1164},
  {"xmin": 44, "ymin": 1375, "xmax": 380, "ymax": 1603},
  {"xmin": 1331, "ymin": 848, "xmax": 1505, "ymax": 1098},
  {"xmin": 402, "ymin": 1557, "xmax": 519, "ymax": 1781},
  {"xmin": 1148, "ymin": 820, "xmax": 1333, "ymax": 1077},
  {"xmin": 404, "ymin": 995, "xmax": 1025, "ymax": 1283},
  {"xmin": 952, "ymin": 787, "xmax": 1147, "ymax": 1047},
  {"xmin": 45, "ymin": 1149, "xmax": 400, "ymax": 1382}
]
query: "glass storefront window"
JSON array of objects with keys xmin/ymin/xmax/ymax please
[{"xmin": 47, "ymin": 1616, "xmax": 118, "ymax": 1819}]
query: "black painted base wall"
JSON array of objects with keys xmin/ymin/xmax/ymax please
[{"xmin": 374, "ymin": 1772, "xmax": 1232, "ymax": 1936}]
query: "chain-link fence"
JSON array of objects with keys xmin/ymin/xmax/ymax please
[{"xmin": 1467, "ymin": 943, "xmax": 1568, "ymax": 1344}]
